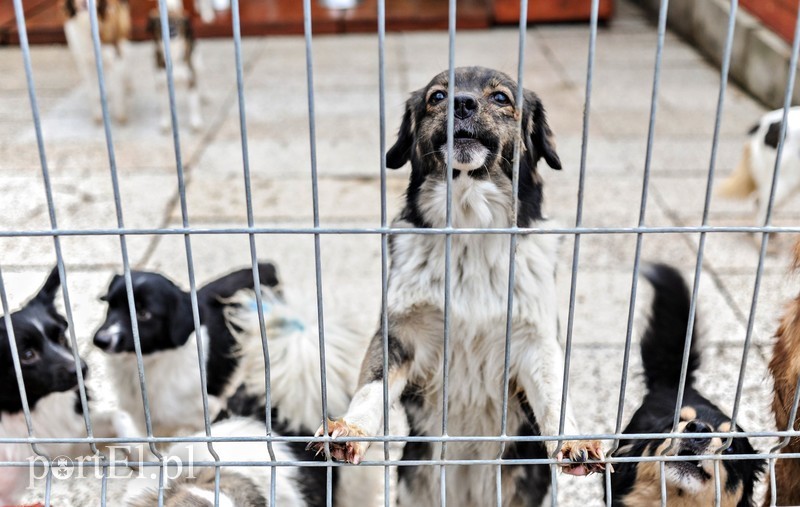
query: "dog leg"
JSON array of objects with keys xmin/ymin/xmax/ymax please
[
  {"xmin": 107, "ymin": 48, "xmax": 128, "ymax": 125},
  {"xmin": 309, "ymin": 331, "xmax": 410, "ymax": 464},
  {"xmin": 188, "ymin": 83, "xmax": 202, "ymax": 132},
  {"xmin": 514, "ymin": 332, "xmax": 607, "ymax": 476},
  {"xmin": 157, "ymin": 69, "xmax": 171, "ymax": 132}
]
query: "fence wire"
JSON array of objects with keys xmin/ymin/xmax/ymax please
[{"xmin": 5, "ymin": 0, "xmax": 800, "ymax": 505}]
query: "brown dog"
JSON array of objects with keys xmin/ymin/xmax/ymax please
[{"xmin": 766, "ymin": 241, "xmax": 800, "ymax": 505}]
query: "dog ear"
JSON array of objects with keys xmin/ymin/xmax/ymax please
[
  {"xmin": 523, "ymin": 90, "xmax": 561, "ymax": 170},
  {"xmin": 35, "ymin": 266, "xmax": 62, "ymax": 306},
  {"xmin": 169, "ymin": 288, "xmax": 195, "ymax": 347},
  {"xmin": 63, "ymin": 0, "xmax": 77, "ymax": 18},
  {"xmin": 99, "ymin": 274, "xmax": 123, "ymax": 302},
  {"xmin": 386, "ymin": 90, "xmax": 424, "ymax": 169}
]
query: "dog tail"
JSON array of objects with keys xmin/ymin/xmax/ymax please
[
  {"xmin": 640, "ymin": 263, "xmax": 701, "ymax": 392},
  {"xmin": 716, "ymin": 141, "xmax": 757, "ymax": 198}
]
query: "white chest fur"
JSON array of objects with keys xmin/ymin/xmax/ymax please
[
  {"xmin": 0, "ymin": 392, "xmax": 92, "ymax": 504},
  {"xmin": 106, "ymin": 327, "xmax": 220, "ymax": 437},
  {"xmin": 389, "ymin": 176, "xmax": 561, "ymax": 507}
]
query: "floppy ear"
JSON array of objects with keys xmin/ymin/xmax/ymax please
[
  {"xmin": 386, "ymin": 91, "xmax": 424, "ymax": 169},
  {"xmin": 35, "ymin": 266, "xmax": 62, "ymax": 305},
  {"xmin": 523, "ymin": 90, "xmax": 561, "ymax": 170},
  {"xmin": 169, "ymin": 288, "xmax": 195, "ymax": 347}
]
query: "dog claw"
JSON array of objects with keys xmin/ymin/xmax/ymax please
[
  {"xmin": 557, "ymin": 440, "xmax": 608, "ymax": 476},
  {"xmin": 307, "ymin": 419, "xmax": 368, "ymax": 464}
]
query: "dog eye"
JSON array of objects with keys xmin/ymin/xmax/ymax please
[
  {"xmin": 429, "ymin": 91, "xmax": 446, "ymax": 104},
  {"xmin": 136, "ymin": 308, "xmax": 152, "ymax": 321},
  {"xmin": 491, "ymin": 92, "xmax": 511, "ymax": 105},
  {"xmin": 20, "ymin": 348, "xmax": 39, "ymax": 365}
]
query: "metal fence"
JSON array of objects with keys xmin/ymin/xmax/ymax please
[{"xmin": 3, "ymin": 0, "xmax": 800, "ymax": 505}]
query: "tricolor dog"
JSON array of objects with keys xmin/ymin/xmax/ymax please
[
  {"xmin": 310, "ymin": 66, "xmax": 605, "ymax": 506},
  {"xmin": 62, "ymin": 0, "xmax": 131, "ymax": 123}
]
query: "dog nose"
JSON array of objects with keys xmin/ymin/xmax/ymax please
[
  {"xmin": 93, "ymin": 330, "xmax": 115, "ymax": 351},
  {"xmin": 684, "ymin": 420, "xmax": 712, "ymax": 447},
  {"xmin": 454, "ymin": 94, "xmax": 478, "ymax": 119}
]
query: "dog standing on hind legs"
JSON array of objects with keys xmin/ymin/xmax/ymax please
[{"xmin": 309, "ymin": 67, "xmax": 606, "ymax": 506}]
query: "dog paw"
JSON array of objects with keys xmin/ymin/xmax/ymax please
[
  {"xmin": 307, "ymin": 419, "xmax": 368, "ymax": 464},
  {"xmin": 556, "ymin": 440, "xmax": 609, "ymax": 476}
]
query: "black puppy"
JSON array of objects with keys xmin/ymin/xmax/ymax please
[
  {"xmin": 93, "ymin": 263, "xmax": 279, "ymax": 437},
  {"xmin": 0, "ymin": 268, "xmax": 136, "ymax": 504},
  {"xmin": 608, "ymin": 264, "xmax": 764, "ymax": 506}
]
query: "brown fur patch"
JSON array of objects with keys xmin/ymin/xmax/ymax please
[
  {"xmin": 680, "ymin": 406, "xmax": 697, "ymax": 421},
  {"xmin": 766, "ymin": 239, "xmax": 800, "ymax": 505},
  {"xmin": 620, "ymin": 455, "xmax": 742, "ymax": 507},
  {"xmin": 62, "ymin": 0, "xmax": 130, "ymax": 47},
  {"xmin": 717, "ymin": 142, "xmax": 756, "ymax": 199}
]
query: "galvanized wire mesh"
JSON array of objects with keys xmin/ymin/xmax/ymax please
[{"xmin": 4, "ymin": 0, "xmax": 800, "ymax": 506}]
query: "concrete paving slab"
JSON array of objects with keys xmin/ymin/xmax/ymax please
[{"xmin": 175, "ymin": 173, "xmax": 407, "ymax": 226}]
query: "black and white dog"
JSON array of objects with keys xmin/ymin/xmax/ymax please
[
  {"xmin": 92, "ymin": 263, "xmax": 281, "ymax": 437},
  {"xmin": 607, "ymin": 264, "xmax": 764, "ymax": 506},
  {"xmin": 0, "ymin": 268, "xmax": 137, "ymax": 505},
  {"xmin": 94, "ymin": 264, "xmax": 396, "ymax": 505},
  {"xmin": 310, "ymin": 67, "xmax": 605, "ymax": 506}
]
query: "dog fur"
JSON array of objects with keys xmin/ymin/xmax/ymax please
[
  {"xmin": 94, "ymin": 264, "xmax": 396, "ymax": 506},
  {"xmin": 0, "ymin": 268, "xmax": 138, "ymax": 505},
  {"xmin": 607, "ymin": 264, "xmax": 764, "ymax": 507},
  {"xmin": 765, "ymin": 241, "xmax": 800, "ymax": 505},
  {"xmin": 717, "ymin": 107, "xmax": 800, "ymax": 227},
  {"xmin": 147, "ymin": 0, "xmax": 210, "ymax": 132},
  {"xmin": 310, "ymin": 67, "xmax": 604, "ymax": 507},
  {"xmin": 124, "ymin": 417, "xmax": 313, "ymax": 507},
  {"xmin": 62, "ymin": 0, "xmax": 131, "ymax": 124},
  {"xmin": 92, "ymin": 264, "xmax": 282, "ymax": 437}
]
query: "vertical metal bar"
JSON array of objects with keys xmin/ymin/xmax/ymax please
[
  {"xmin": 230, "ymin": 0, "xmax": 279, "ymax": 504},
  {"xmin": 727, "ymin": 2, "xmax": 800, "ymax": 465},
  {"xmin": 301, "ymin": 2, "xmax": 334, "ymax": 504},
  {"xmin": 154, "ymin": 0, "xmax": 222, "ymax": 501},
  {"xmin": 376, "ymin": 0, "xmax": 391, "ymax": 505},
  {"xmin": 760, "ymin": 12, "xmax": 800, "ymax": 504},
  {"xmin": 439, "ymin": 0, "xmax": 457, "ymax": 504},
  {"xmin": 496, "ymin": 0, "xmax": 532, "ymax": 503},
  {"xmin": 12, "ymin": 1, "xmax": 104, "ymax": 503},
  {"xmin": 611, "ymin": 0, "xmax": 669, "ymax": 467},
  {"xmin": 0, "ymin": 265, "xmax": 52, "ymax": 489},
  {"xmin": 666, "ymin": 0, "xmax": 745, "ymax": 461},
  {"xmin": 554, "ymin": 0, "xmax": 600, "ymax": 502}
]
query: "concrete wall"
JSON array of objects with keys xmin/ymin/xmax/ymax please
[{"xmin": 632, "ymin": 0, "xmax": 799, "ymax": 109}]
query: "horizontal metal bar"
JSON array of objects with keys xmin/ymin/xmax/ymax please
[
  {"xmin": 2, "ymin": 428, "xmax": 795, "ymax": 446},
  {"xmin": 2, "ymin": 225, "xmax": 800, "ymax": 238},
  {"xmin": 6, "ymin": 452, "xmax": 797, "ymax": 469}
]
